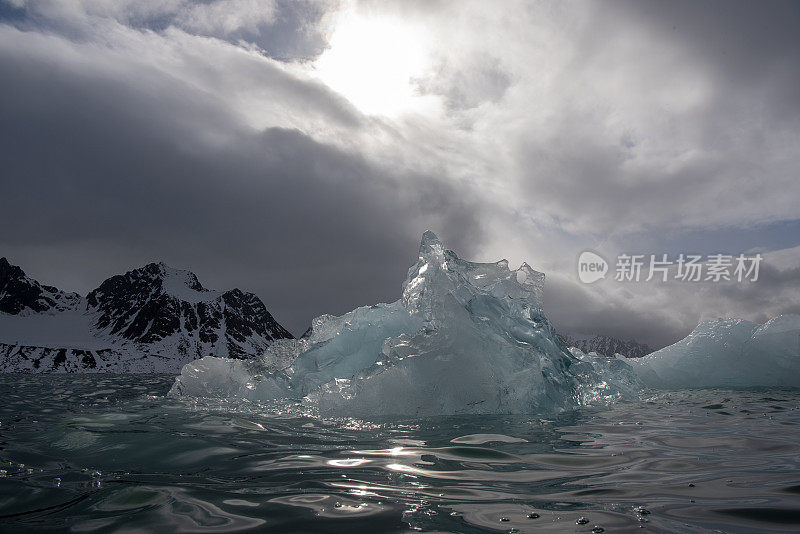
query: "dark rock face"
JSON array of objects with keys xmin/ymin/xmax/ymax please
[
  {"xmin": 0, "ymin": 257, "xmax": 80, "ymax": 315},
  {"xmin": 219, "ymin": 288, "xmax": 294, "ymax": 357},
  {"xmin": 85, "ymin": 262, "xmax": 293, "ymax": 359},
  {"xmin": 1, "ymin": 343, "xmax": 122, "ymax": 372},
  {"xmin": 88, "ymin": 263, "xmax": 200, "ymax": 342},
  {"xmin": 559, "ymin": 332, "xmax": 652, "ymax": 358}
]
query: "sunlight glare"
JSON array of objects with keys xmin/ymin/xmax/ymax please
[{"xmin": 314, "ymin": 10, "xmax": 434, "ymax": 116}]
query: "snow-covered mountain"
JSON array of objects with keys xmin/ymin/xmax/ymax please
[
  {"xmin": 558, "ymin": 332, "xmax": 651, "ymax": 358},
  {"xmin": 0, "ymin": 259, "xmax": 292, "ymax": 373}
]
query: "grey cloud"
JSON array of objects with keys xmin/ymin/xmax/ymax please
[
  {"xmin": 171, "ymin": 0, "xmax": 330, "ymax": 61},
  {"xmin": 2, "ymin": 0, "xmax": 330, "ymax": 61},
  {"xmin": 543, "ymin": 275, "xmax": 695, "ymax": 349},
  {"xmin": 419, "ymin": 54, "xmax": 511, "ymax": 110},
  {"xmin": 543, "ymin": 252, "xmax": 800, "ymax": 349},
  {"xmin": 618, "ymin": 0, "xmax": 800, "ymax": 92},
  {"xmin": 707, "ymin": 263, "xmax": 800, "ymax": 323},
  {"xmin": 1, "ymin": 0, "xmax": 798, "ymax": 348},
  {"xmin": 510, "ymin": 0, "xmax": 800, "ymax": 235},
  {"xmin": 0, "ymin": 22, "xmax": 481, "ymax": 334}
]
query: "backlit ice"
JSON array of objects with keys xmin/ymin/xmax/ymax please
[{"xmin": 171, "ymin": 232, "xmax": 636, "ymax": 416}]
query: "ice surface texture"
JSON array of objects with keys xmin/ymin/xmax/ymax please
[
  {"xmin": 171, "ymin": 232, "xmax": 633, "ymax": 416},
  {"xmin": 630, "ymin": 315, "xmax": 800, "ymax": 388}
]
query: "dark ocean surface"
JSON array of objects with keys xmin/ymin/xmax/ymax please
[{"xmin": 1, "ymin": 374, "xmax": 799, "ymax": 533}]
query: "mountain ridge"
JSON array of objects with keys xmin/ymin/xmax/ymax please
[
  {"xmin": 0, "ymin": 257, "xmax": 81, "ymax": 315},
  {"xmin": 0, "ymin": 258, "xmax": 292, "ymax": 372},
  {"xmin": 558, "ymin": 331, "xmax": 652, "ymax": 358}
]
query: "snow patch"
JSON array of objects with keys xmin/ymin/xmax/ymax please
[{"xmin": 158, "ymin": 263, "xmax": 221, "ymax": 303}]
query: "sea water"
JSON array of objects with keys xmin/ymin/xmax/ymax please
[{"xmin": 1, "ymin": 375, "xmax": 800, "ymax": 533}]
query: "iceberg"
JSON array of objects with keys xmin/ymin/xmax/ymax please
[
  {"xmin": 170, "ymin": 232, "xmax": 635, "ymax": 416},
  {"xmin": 629, "ymin": 315, "xmax": 800, "ymax": 388}
]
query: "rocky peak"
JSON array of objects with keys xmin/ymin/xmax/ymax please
[
  {"xmin": 0, "ymin": 257, "xmax": 80, "ymax": 315},
  {"xmin": 86, "ymin": 262, "xmax": 293, "ymax": 352}
]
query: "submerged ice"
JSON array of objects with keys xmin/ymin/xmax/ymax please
[
  {"xmin": 171, "ymin": 232, "xmax": 635, "ymax": 416},
  {"xmin": 629, "ymin": 314, "xmax": 800, "ymax": 388}
]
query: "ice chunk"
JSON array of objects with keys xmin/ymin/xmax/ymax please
[
  {"xmin": 566, "ymin": 347, "xmax": 641, "ymax": 405},
  {"xmin": 171, "ymin": 232, "xmax": 635, "ymax": 416},
  {"xmin": 629, "ymin": 315, "xmax": 800, "ymax": 388}
]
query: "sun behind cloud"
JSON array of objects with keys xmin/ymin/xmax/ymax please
[{"xmin": 312, "ymin": 7, "xmax": 439, "ymax": 117}]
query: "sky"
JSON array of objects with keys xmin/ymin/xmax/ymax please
[{"xmin": 1, "ymin": 0, "xmax": 799, "ymax": 348}]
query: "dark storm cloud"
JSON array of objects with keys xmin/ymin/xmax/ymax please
[{"xmin": 0, "ymin": 23, "xmax": 481, "ymax": 334}]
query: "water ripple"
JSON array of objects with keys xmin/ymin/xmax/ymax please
[{"xmin": 1, "ymin": 376, "xmax": 800, "ymax": 532}]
